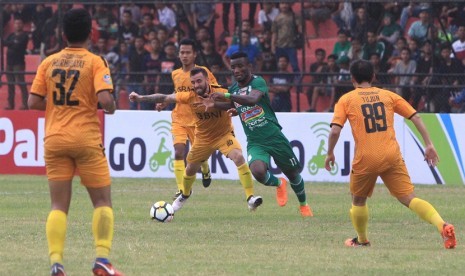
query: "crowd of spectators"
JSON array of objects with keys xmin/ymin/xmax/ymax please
[{"xmin": 2, "ymin": 2, "xmax": 465, "ymax": 113}]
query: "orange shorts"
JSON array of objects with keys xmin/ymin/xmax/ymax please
[
  {"xmin": 187, "ymin": 132, "xmax": 242, "ymax": 163},
  {"xmin": 350, "ymin": 159, "xmax": 414, "ymax": 198},
  {"xmin": 44, "ymin": 143, "xmax": 111, "ymax": 188},
  {"xmin": 171, "ymin": 122, "xmax": 195, "ymax": 145}
]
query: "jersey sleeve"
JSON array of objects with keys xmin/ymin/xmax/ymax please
[
  {"xmin": 392, "ymin": 92, "xmax": 416, "ymax": 119},
  {"xmin": 206, "ymin": 68, "xmax": 218, "ymax": 85},
  {"xmin": 93, "ymin": 56, "xmax": 114, "ymax": 94},
  {"xmin": 30, "ymin": 59, "xmax": 48, "ymax": 97},
  {"xmin": 175, "ymin": 91, "xmax": 194, "ymax": 104},
  {"xmin": 331, "ymin": 96, "xmax": 348, "ymax": 128},
  {"xmin": 252, "ymin": 77, "xmax": 268, "ymax": 94}
]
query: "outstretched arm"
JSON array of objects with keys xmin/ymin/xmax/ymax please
[
  {"xmin": 198, "ymin": 95, "xmax": 234, "ymax": 111},
  {"xmin": 129, "ymin": 91, "xmax": 176, "ymax": 104},
  {"xmin": 325, "ymin": 125, "xmax": 342, "ymax": 171},
  {"xmin": 410, "ymin": 114, "xmax": 439, "ymax": 166},
  {"xmin": 211, "ymin": 90, "xmax": 263, "ymax": 106}
]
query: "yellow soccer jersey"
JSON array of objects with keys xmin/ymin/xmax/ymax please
[
  {"xmin": 171, "ymin": 65, "xmax": 217, "ymax": 127},
  {"xmin": 175, "ymin": 85, "xmax": 233, "ymax": 140},
  {"xmin": 30, "ymin": 47, "xmax": 113, "ymax": 147},
  {"xmin": 331, "ymin": 87, "xmax": 416, "ymax": 173}
]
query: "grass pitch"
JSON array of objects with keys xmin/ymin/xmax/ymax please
[{"xmin": 0, "ymin": 175, "xmax": 464, "ymax": 275}]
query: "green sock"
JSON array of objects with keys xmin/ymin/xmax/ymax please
[
  {"xmin": 290, "ymin": 175, "xmax": 307, "ymax": 206},
  {"xmin": 263, "ymin": 171, "xmax": 280, "ymax": 187}
]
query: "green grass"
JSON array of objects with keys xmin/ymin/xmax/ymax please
[{"xmin": 0, "ymin": 175, "xmax": 464, "ymax": 275}]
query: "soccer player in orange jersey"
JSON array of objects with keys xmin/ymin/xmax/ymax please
[
  {"xmin": 130, "ymin": 67, "xmax": 262, "ymax": 212},
  {"xmin": 28, "ymin": 9, "xmax": 124, "ymax": 276},
  {"xmin": 158, "ymin": 38, "xmax": 215, "ymax": 199},
  {"xmin": 325, "ymin": 60, "xmax": 456, "ymax": 249}
]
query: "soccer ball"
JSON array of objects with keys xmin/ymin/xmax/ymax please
[{"xmin": 150, "ymin": 201, "xmax": 174, "ymax": 223}]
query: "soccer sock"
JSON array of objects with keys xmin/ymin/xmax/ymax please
[
  {"xmin": 237, "ymin": 163, "xmax": 254, "ymax": 199},
  {"xmin": 262, "ymin": 171, "xmax": 280, "ymax": 187},
  {"xmin": 350, "ymin": 205, "xmax": 369, "ymax": 243},
  {"xmin": 200, "ymin": 160, "xmax": 210, "ymax": 174},
  {"xmin": 409, "ymin": 197, "xmax": 445, "ymax": 233},
  {"xmin": 182, "ymin": 174, "xmax": 196, "ymax": 196},
  {"xmin": 46, "ymin": 210, "xmax": 67, "ymax": 265},
  {"xmin": 173, "ymin": 160, "xmax": 185, "ymax": 192},
  {"xmin": 92, "ymin": 206, "xmax": 114, "ymax": 259},
  {"xmin": 289, "ymin": 175, "xmax": 307, "ymax": 206}
]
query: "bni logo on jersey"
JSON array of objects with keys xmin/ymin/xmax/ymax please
[
  {"xmin": 150, "ymin": 120, "xmax": 174, "ymax": 173},
  {"xmin": 307, "ymin": 122, "xmax": 338, "ymax": 176}
]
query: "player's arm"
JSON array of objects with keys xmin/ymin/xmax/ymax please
[
  {"xmin": 410, "ymin": 114, "xmax": 439, "ymax": 166},
  {"xmin": 28, "ymin": 94, "xmax": 46, "ymax": 110},
  {"xmin": 98, "ymin": 90, "xmax": 116, "ymax": 114},
  {"xmin": 325, "ymin": 124, "xmax": 342, "ymax": 171},
  {"xmin": 129, "ymin": 91, "xmax": 176, "ymax": 104},
  {"xmin": 198, "ymin": 95, "xmax": 233, "ymax": 111},
  {"xmin": 211, "ymin": 89, "xmax": 263, "ymax": 106}
]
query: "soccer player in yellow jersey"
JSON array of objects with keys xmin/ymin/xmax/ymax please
[
  {"xmin": 325, "ymin": 60, "xmax": 456, "ymax": 249},
  {"xmin": 130, "ymin": 67, "xmax": 262, "ymax": 211},
  {"xmin": 159, "ymin": 38, "xmax": 215, "ymax": 199},
  {"xmin": 28, "ymin": 9, "xmax": 124, "ymax": 276}
]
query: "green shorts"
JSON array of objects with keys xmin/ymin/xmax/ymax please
[{"xmin": 247, "ymin": 132, "xmax": 301, "ymax": 172}]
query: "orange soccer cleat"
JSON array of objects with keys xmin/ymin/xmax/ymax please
[
  {"xmin": 442, "ymin": 223, "xmax": 457, "ymax": 249},
  {"xmin": 276, "ymin": 178, "xmax": 288, "ymax": 207}
]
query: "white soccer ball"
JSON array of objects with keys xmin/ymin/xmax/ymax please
[{"xmin": 150, "ymin": 201, "xmax": 174, "ymax": 223}]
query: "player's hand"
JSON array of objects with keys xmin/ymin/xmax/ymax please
[
  {"xmin": 325, "ymin": 153, "xmax": 335, "ymax": 171},
  {"xmin": 424, "ymin": 145, "xmax": 439, "ymax": 167},
  {"xmin": 156, "ymin": 102, "xmax": 167, "ymax": 112},
  {"xmin": 129, "ymin": 92, "xmax": 141, "ymax": 102},
  {"xmin": 198, "ymin": 96, "xmax": 215, "ymax": 111},
  {"xmin": 227, "ymin": 108, "xmax": 238, "ymax": 117},
  {"xmin": 210, "ymin": 92, "xmax": 226, "ymax": 101}
]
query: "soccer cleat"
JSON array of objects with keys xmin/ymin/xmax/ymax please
[
  {"xmin": 92, "ymin": 261, "xmax": 124, "ymax": 276},
  {"xmin": 172, "ymin": 190, "xmax": 182, "ymax": 200},
  {"xmin": 276, "ymin": 178, "xmax": 288, "ymax": 206},
  {"xmin": 202, "ymin": 169, "xmax": 212, "ymax": 188},
  {"xmin": 344, "ymin": 237, "xmax": 371, "ymax": 247},
  {"xmin": 299, "ymin": 204, "xmax": 313, "ymax": 217},
  {"xmin": 247, "ymin": 195, "xmax": 263, "ymax": 211},
  {"xmin": 50, "ymin": 263, "xmax": 66, "ymax": 276},
  {"xmin": 442, "ymin": 223, "xmax": 457, "ymax": 249},
  {"xmin": 172, "ymin": 191, "xmax": 191, "ymax": 212}
]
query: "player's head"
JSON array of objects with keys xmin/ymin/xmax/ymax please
[
  {"xmin": 179, "ymin": 38, "xmax": 197, "ymax": 66},
  {"xmin": 190, "ymin": 67, "xmax": 209, "ymax": 96},
  {"xmin": 63, "ymin": 8, "xmax": 92, "ymax": 44},
  {"xmin": 350, "ymin": 60, "xmax": 374, "ymax": 85},
  {"xmin": 230, "ymin": 52, "xmax": 251, "ymax": 83}
]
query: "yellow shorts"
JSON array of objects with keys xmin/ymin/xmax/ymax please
[
  {"xmin": 44, "ymin": 144, "xmax": 111, "ymax": 188},
  {"xmin": 187, "ymin": 132, "xmax": 242, "ymax": 163},
  {"xmin": 350, "ymin": 159, "xmax": 414, "ymax": 198},
  {"xmin": 171, "ymin": 123, "xmax": 195, "ymax": 145}
]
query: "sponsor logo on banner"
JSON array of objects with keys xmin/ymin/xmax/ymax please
[
  {"xmin": 307, "ymin": 122, "xmax": 339, "ymax": 176},
  {"xmin": 149, "ymin": 120, "xmax": 174, "ymax": 172}
]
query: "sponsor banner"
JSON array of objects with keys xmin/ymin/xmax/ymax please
[
  {"xmin": 104, "ymin": 111, "xmax": 465, "ymax": 185},
  {"xmin": 0, "ymin": 110, "xmax": 105, "ymax": 175}
]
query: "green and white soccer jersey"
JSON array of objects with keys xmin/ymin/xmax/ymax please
[{"xmin": 229, "ymin": 75, "xmax": 301, "ymax": 171}]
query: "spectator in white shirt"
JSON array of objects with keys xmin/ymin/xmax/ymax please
[
  {"xmin": 257, "ymin": 3, "xmax": 279, "ymax": 31},
  {"xmin": 156, "ymin": 3, "xmax": 176, "ymax": 31}
]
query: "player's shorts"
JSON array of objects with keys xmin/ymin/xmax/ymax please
[
  {"xmin": 350, "ymin": 159, "xmax": 414, "ymax": 198},
  {"xmin": 187, "ymin": 131, "xmax": 241, "ymax": 163},
  {"xmin": 247, "ymin": 132, "xmax": 301, "ymax": 172},
  {"xmin": 171, "ymin": 122, "xmax": 195, "ymax": 145},
  {"xmin": 44, "ymin": 143, "xmax": 111, "ymax": 188}
]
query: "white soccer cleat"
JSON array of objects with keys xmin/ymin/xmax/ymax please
[
  {"xmin": 247, "ymin": 195, "xmax": 263, "ymax": 211},
  {"xmin": 172, "ymin": 192, "xmax": 191, "ymax": 212}
]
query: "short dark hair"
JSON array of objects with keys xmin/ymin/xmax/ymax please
[
  {"xmin": 315, "ymin": 48, "xmax": 326, "ymax": 55},
  {"xmin": 190, "ymin": 67, "xmax": 208, "ymax": 78},
  {"xmin": 179, "ymin": 38, "xmax": 197, "ymax": 51},
  {"xmin": 350, "ymin": 60, "xmax": 374, "ymax": 84},
  {"xmin": 230, "ymin": 51, "xmax": 249, "ymax": 61},
  {"xmin": 327, "ymin": 54, "xmax": 338, "ymax": 60},
  {"xmin": 63, "ymin": 9, "xmax": 92, "ymax": 43},
  {"xmin": 278, "ymin": 55, "xmax": 289, "ymax": 62}
]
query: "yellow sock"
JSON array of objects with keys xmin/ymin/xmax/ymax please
[
  {"xmin": 201, "ymin": 160, "xmax": 210, "ymax": 174},
  {"xmin": 173, "ymin": 160, "xmax": 185, "ymax": 192},
  {"xmin": 92, "ymin": 206, "xmax": 114, "ymax": 258},
  {"xmin": 237, "ymin": 163, "xmax": 254, "ymax": 200},
  {"xmin": 409, "ymin": 197, "xmax": 445, "ymax": 232},
  {"xmin": 46, "ymin": 210, "xmax": 67, "ymax": 265},
  {"xmin": 350, "ymin": 205, "xmax": 369, "ymax": 243},
  {"xmin": 182, "ymin": 174, "xmax": 196, "ymax": 196}
]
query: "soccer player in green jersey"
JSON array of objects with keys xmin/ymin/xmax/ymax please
[{"xmin": 201, "ymin": 51, "xmax": 312, "ymax": 217}]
